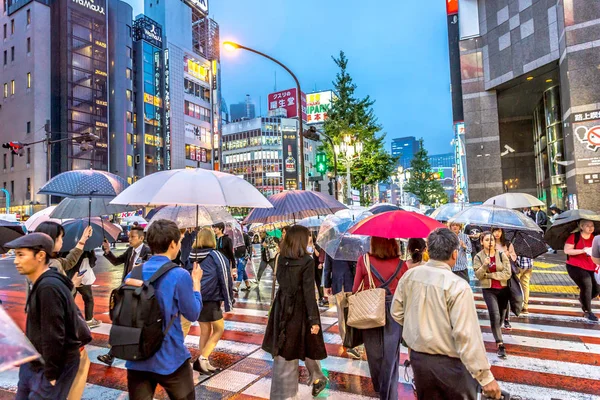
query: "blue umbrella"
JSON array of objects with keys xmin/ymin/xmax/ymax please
[
  {"xmin": 60, "ymin": 218, "xmax": 121, "ymax": 252},
  {"xmin": 244, "ymin": 191, "xmax": 346, "ymax": 224},
  {"xmin": 38, "ymin": 170, "xmax": 128, "ymax": 198}
]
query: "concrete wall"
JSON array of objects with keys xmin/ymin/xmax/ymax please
[{"xmin": 0, "ymin": 1, "xmax": 51, "ymax": 211}]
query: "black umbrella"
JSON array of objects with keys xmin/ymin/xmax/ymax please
[
  {"xmin": 505, "ymin": 230, "xmax": 548, "ymax": 259},
  {"xmin": 0, "ymin": 220, "xmax": 25, "ymax": 254},
  {"xmin": 544, "ymin": 209, "xmax": 600, "ymax": 250},
  {"xmin": 369, "ymin": 204, "xmax": 402, "ymax": 215}
]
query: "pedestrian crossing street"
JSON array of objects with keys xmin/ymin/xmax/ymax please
[{"xmin": 1, "ymin": 275, "xmax": 600, "ymax": 400}]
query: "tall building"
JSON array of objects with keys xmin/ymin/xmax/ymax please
[
  {"xmin": 145, "ymin": 0, "xmax": 220, "ymax": 171},
  {"xmin": 391, "ymin": 136, "xmax": 420, "ymax": 170},
  {"xmin": 429, "ymin": 152, "xmax": 454, "ymax": 168},
  {"xmin": 453, "ymin": 0, "xmax": 600, "ymax": 210},
  {"xmin": 230, "ymin": 95, "xmax": 255, "ymax": 122}
]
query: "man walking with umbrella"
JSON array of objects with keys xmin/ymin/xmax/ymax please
[{"xmin": 98, "ymin": 226, "xmax": 150, "ymax": 366}]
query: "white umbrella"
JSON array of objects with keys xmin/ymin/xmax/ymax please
[
  {"xmin": 484, "ymin": 193, "xmax": 544, "ymax": 209},
  {"xmin": 109, "ymin": 168, "xmax": 273, "ymax": 208},
  {"xmin": 24, "ymin": 207, "xmax": 61, "ymax": 231},
  {"xmin": 297, "ymin": 216, "xmax": 325, "ymax": 228},
  {"xmin": 147, "ymin": 205, "xmax": 234, "ymax": 230},
  {"xmin": 122, "ymin": 215, "xmax": 147, "ymax": 225}
]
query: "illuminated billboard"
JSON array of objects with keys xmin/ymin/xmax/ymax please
[{"xmin": 306, "ymin": 91, "xmax": 336, "ymax": 124}]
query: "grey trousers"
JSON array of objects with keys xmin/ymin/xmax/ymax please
[{"xmin": 270, "ymin": 355, "xmax": 326, "ymax": 400}]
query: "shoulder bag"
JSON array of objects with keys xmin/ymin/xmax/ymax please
[{"xmin": 347, "ymin": 254, "xmax": 386, "ymax": 329}]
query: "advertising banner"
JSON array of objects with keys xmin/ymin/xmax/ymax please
[
  {"xmin": 573, "ymin": 120, "xmax": 600, "ymax": 168},
  {"xmin": 268, "ymin": 88, "xmax": 306, "ymax": 120},
  {"xmin": 282, "ymin": 123, "xmax": 299, "ymax": 190},
  {"xmin": 306, "ymin": 91, "xmax": 336, "ymax": 124}
]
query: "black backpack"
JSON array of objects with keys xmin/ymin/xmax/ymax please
[
  {"xmin": 108, "ymin": 261, "xmax": 178, "ymax": 361},
  {"xmin": 566, "ymin": 232, "xmax": 581, "ymax": 262}
]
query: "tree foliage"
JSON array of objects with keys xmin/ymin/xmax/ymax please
[
  {"xmin": 403, "ymin": 138, "xmax": 449, "ymax": 206},
  {"xmin": 321, "ymin": 51, "xmax": 397, "ymax": 202}
]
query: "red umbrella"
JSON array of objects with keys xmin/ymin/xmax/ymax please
[{"xmin": 347, "ymin": 210, "xmax": 445, "ymax": 239}]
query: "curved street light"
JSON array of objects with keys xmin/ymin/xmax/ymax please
[
  {"xmin": 334, "ymin": 134, "xmax": 363, "ymax": 205},
  {"xmin": 223, "ymin": 40, "xmax": 306, "ymax": 190}
]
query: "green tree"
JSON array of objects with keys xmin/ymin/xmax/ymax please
[
  {"xmin": 403, "ymin": 138, "xmax": 449, "ymax": 206},
  {"xmin": 321, "ymin": 51, "xmax": 396, "ymax": 204}
]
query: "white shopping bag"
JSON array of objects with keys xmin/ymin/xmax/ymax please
[{"xmin": 79, "ymin": 258, "xmax": 96, "ymax": 286}]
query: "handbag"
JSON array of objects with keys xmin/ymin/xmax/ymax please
[
  {"xmin": 347, "ymin": 254, "xmax": 386, "ymax": 329},
  {"xmin": 79, "ymin": 258, "xmax": 96, "ymax": 286},
  {"xmin": 506, "ymin": 254, "xmax": 524, "ymax": 316}
]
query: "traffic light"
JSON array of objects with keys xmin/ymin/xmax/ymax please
[
  {"xmin": 328, "ymin": 180, "xmax": 333, "ymax": 195},
  {"xmin": 315, "ymin": 152, "xmax": 327, "ymax": 174},
  {"xmin": 303, "ymin": 126, "xmax": 320, "ymax": 141},
  {"xmin": 2, "ymin": 141, "xmax": 24, "ymax": 156}
]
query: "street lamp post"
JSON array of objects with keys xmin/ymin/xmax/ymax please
[
  {"xmin": 334, "ymin": 134, "xmax": 363, "ymax": 205},
  {"xmin": 223, "ymin": 41, "xmax": 306, "ymax": 190}
]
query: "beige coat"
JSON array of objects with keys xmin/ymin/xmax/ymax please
[{"xmin": 473, "ymin": 250, "xmax": 511, "ymax": 289}]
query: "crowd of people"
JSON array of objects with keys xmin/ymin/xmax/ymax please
[{"xmin": 5, "ymin": 204, "xmax": 600, "ymax": 400}]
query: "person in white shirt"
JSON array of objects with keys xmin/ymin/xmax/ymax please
[{"xmin": 391, "ymin": 228, "xmax": 502, "ymax": 400}]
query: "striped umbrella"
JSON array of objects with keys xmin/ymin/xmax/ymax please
[{"xmin": 244, "ymin": 191, "xmax": 347, "ymax": 224}]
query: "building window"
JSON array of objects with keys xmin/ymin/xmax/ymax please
[
  {"xmin": 26, "ymin": 147, "xmax": 30, "ymax": 164},
  {"xmin": 10, "ymin": 19, "xmax": 14, "ymax": 34},
  {"xmin": 126, "ymin": 68, "xmax": 131, "ymax": 79},
  {"xmin": 10, "ymin": 180, "xmax": 14, "ymax": 196},
  {"xmin": 10, "ymin": 152, "xmax": 14, "ymax": 167},
  {"xmin": 126, "ymin": 46, "xmax": 131, "ymax": 58},
  {"xmin": 127, "ymin": 155, "xmax": 132, "ymax": 167},
  {"xmin": 11, "ymin": 46, "xmax": 14, "ymax": 61},
  {"xmin": 11, "ymin": 79, "xmax": 14, "ymax": 95},
  {"xmin": 26, "ymin": 9, "xmax": 30, "ymax": 25},
  {"xmin": 126, "ymin": 89, "xmax": 131, "ymax": 101},
  {"xmin": 27, "ymin": 72, "xmax": 31, "ymax": 88},
  {"xmin": 2, "ymin": 154, "xmax": 6, "ymax": 169},
  {"xmin": 3, "ymin": 83, "xmax": 6, "ymax": 98},
  {"xmin": 126, "ymin": 111, "xmax": 132, "ymax": 123},
  {"xmin": 3, "ymin": 23, "xmax": 6, "ymax": 39},
  {"xmin": 27, "ymin": 37, "xmax": 30, "ymax": 53},
  {"xmin": 26, "ymin": 121, "xmax": 30, "ymax": 133},
  {"xmin": 3, "ymin": 50, "xmax": 6, "ymax": 65},
  {"xmin": 127, "ymin": 133, "xmax": 132, "ymax": 145},
  {"xmin": 126, "ymin": 25, "xmax": 131, "ymax": 37},
  {"xmin": 26, "ymin": 177, "xmax": 30, "ymax": 199}
]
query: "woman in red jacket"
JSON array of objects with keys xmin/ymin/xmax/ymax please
[
  {"xmin": 564, "ymin": 220, "xmax": 599, "ymax": 322},
  {"xmin": 352, "ymin": 237, "xmax": 404, "ymax": 400}
]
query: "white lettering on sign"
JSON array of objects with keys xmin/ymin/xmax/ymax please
[
  {"xmin": 144, "ymin": 25, "xmax": 162, "ymax": 43},
  {"xmin": 72, "ymin": 0, "xmax": 105, "ymax": 15}
]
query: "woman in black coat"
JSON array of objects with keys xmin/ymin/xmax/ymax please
[{"xmin": 262, "ymin": 225, "xmax": 328, "ymax": 399}]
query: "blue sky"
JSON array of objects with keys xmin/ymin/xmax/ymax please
[{"xmin": 128, "ymin": 0, "xmax": 454, "ymax": 155}]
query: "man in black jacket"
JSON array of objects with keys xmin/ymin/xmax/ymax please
[
  {"xmin": 7, "ymin": 233, "xmax": 82, "ymax": 400},
  {"xmin": 98, "ymin": 226, "xmax": 150, "ymax": 366},
  {"xmin": 212, "ymin": 222, "xmax": 237, "ymax": 278},
  {"xmin": 103, "ymin": 226, "xmax": 151, "ymax": 282}
]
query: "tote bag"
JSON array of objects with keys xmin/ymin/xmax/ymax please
[
  {"xmin": 347, "ymin": 254, "xmax": 386, "ymax": 329},
  {"xmin": 79, "ymin": 258, "xmax": 96, "ymax": 286}
]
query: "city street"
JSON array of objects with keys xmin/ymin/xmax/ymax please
[{"xmin": 1, "ymin": 246, "xmax": 599, "ymax": 400}]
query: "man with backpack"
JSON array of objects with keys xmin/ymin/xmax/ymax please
[
  {"xmin": 7, "ymin": 233, "xmax": 90, "ymax": 400},
  {"xmin": 111, "ymin": 219, "xmax": 203, "ymax": 400}
]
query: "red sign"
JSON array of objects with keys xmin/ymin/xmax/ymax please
[
  {"xmin": 267, "ymin": 88, "xmax": 307, "ymax": 121},
  {"xmin": 446, "ymin": 0, "xmax": 458, "ymax": 14}
]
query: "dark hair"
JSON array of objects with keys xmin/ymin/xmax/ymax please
[
  {"xmin": 491, "ymin": 227, "xmax": 507, "ymax": 247},
  {"xmin": 407, "ymin": 238, "xmax": 426, "ymax": 263},
  {"xmin": 35, "ymin": 221, "xmax": 65, "ymax": 243},
  {"xmin": 427, "ymin": 228, "xmax": 459, "ymax": 261},
  {"xmin": 212, "ymin": 222, "xmax": 225, "ymax": 233},
  {"xmin": 281, "ymin": 225, "xmax": 290, "ymax": 233},
  {"xmin": 133, "ymin": 221, "xmax": 139, "ymax": 227},
  {"xmin": 279, "ymin": 225, "xmax": 309, "ymax": 259},
  {"xmin": 130, "ymin": 226, "xmax": 145, "ymax": 238},
  {"xmin": 370, "ymin": 236, "xmax": 400, "ymax": 260},
  {"xmin": 146, "ymin": 219, "xmax": 181, "ymax": 254},
  {"xmin": 30, "ymin": 247, "xmax": 50, "ymax": 264}
]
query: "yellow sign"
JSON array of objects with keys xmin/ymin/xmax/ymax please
[
  {"xmin": 94, "ymin": 40, "xmax": 106, "ymax": 48},
  {"xmin": 95, "ymin": 69, "xmax": 107, "ymax": 77},
  {"xmin": 95, "ymin": 121, "xmax": 108, "ymax": 128},
  {"xmin": 186, "ymin": 58, "xmax": 209, "ymax": 82},
  {"xmin": 96, "ymin": 99, "xmax": 108, "ymax": 107},
  {"xmin": 144, "ymin": 134, "xmax": 163, "ymax": 147},
  {"xmin": 144, "ymin": 93, "xmax": 163, "ymax": 108}
]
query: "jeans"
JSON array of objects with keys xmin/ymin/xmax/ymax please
[
  {"xmin": 482, "ymin": 287, "xmax": 510, "ymax": 343},
  {"xmin": 74, "ymin": 284, "xmax": 94, "ymax": 321},
  {"xmin": 236, "ymin": 257, "xmax": 248, "ymax": 282},
  {"xmin": 127, "ymin": 359, "xmax": 195, "ymax": 400},
  {"xmin": 257, "ymin": 259, "xmax": 275, "ymax": 282},
  {"xmin": 566, "ymin": 264, "xmax": 600, "ymax": 313},
  {"xmin": 17, "ymin": 359, "xmax": 80, "ymax": 400}
]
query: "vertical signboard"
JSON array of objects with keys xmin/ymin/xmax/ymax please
[
  {"xmin": 267, "ymin": 88, "xmax": 307, "ymax": 121},
  {"xmin": 447, "ymin": 1, "xmax": 464, "ymax": 123},
  {"xmin": 282, "ymin": 122, "xmax": 299, "ymax": 190},
  {"xmin": 164, "ymin": 48, "xmax": 171, "ymax": 169}
]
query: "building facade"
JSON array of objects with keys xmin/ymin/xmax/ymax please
[
  {"xmin": 391, "ymin": 136, "xmax": 420, "ymax": 170},
  {"xmin": 429, "ymin": 152, "xmax": 455, "ymax": 168},
  {"xmin": 230, "ymin": 97, "xmax": 255, "ymax": 122},
  {"xmin": 456, "ymin": 0, "xmax": 600, "ymax": 210}
]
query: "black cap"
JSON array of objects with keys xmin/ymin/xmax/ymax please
[{"xmin": 5, "ymin": 232, "xmax": 54, "ymax": 255}]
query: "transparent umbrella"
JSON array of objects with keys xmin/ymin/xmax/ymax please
[
  {"xmin": 450, "ymin": 205, "xmax": 541, "ymax": 231},
  {"xmin": 430, "ymin": 203, "xmax": 472, "ymax": 222},
  {"xmin": 316, "ymin": 213, "xmax": 372, "ymax": 262}
]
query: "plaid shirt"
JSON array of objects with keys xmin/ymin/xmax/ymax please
[
  {"xmin": 453, "ymin": 232, "xmax": 472, "ymax": 271},
  {"xmin": 516, "ymin": 256, "xmax": 533, "ymax": 270}
]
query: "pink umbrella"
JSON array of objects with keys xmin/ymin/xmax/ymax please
[{"xmin": 347, "ymin": 210, "xmax": 445, "ymax": 239}]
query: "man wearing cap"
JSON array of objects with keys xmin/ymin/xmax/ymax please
[{"xmin": 7, "ymin": 233, "xmax": 83, "ymax": 399}]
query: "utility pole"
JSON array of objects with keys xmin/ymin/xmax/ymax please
[{"xmin": 45, "ymin": 120, "xmax": 51, "ymax": 207}]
